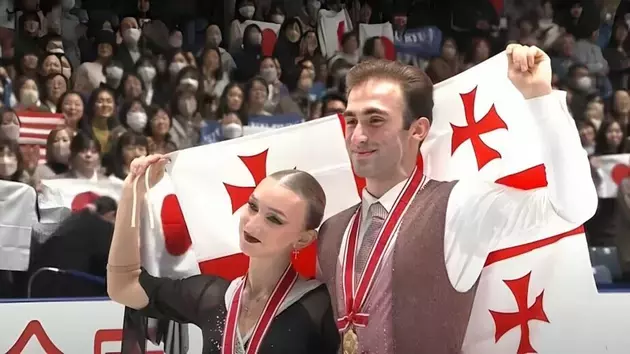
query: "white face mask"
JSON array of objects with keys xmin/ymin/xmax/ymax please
[
  {"xmin": 222, "ymin": 123, "xmax": 243, "ymax": 139},
  {"xmin": 0, "ymin": 124, "xmax": 20, "ymax": 142},
  {"xmin": 52, "ymin": 143, "xmax": 70, "ymax": 162},
  {"xmin": 61, "ymin": 0, "xmax": 75, "ymax": 10},
  {"xmin": 271, "ymin": 14, "xmax": 285, "ymax": 24},
  {"xmin": 0, "ymin": 157, "xmax": 17, "ymax": 177},
  {"xmin": 239, "ymin": 6, "xmax": 256, "ymax": 19},
  {"xmin": 123, "ymin": 28, "xmax": 141, "ymax": 44},
  {"xmin": 169, "ymin": 62, "xmax": 187, "ymax": 76},
  {"xmin": 127, "ymin": 111, "xmax": 148, "ymax": 132},
  {"xmin": 106, "ymin": 66, "xmax": 124, "ymax": 80},
  {"xmin": 260, "ymin": 67, "xmax": 277, "ymax": 83},
  {"xmin": 138, "ymin": 66, "xmax": 156, "ymax": 82},
  {"xmin": 179, "ymin": 78, "xmax": 199, "ymax": 90},
  {"xmin": 21, "ymin": 89, "xmax": 39, "ymax": 105},
  {"xmin": 169, "ymin": 37, "xmax": 183, "ymax": 48},
  {"xmin": 576, "ymin": 76, "xmax": 593, "ymax": 91}
]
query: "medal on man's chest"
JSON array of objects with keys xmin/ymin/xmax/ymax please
[{"xmin": 342, "ymin": 326, "xmax": 359, "ymax": 354}]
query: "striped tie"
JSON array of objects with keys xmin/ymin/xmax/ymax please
[{"xmin": 355, "ymin": 202, "xmax": 388, "ymax": 286}]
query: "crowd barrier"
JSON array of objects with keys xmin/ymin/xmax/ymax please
[{"xmin": 0, "ymin": 298, "xmax": 203, "ymax": 353}]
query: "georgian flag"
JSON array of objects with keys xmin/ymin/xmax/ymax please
[{"xmin": 420, "ymin": 53, "xmax": 620, "ymax": 353}]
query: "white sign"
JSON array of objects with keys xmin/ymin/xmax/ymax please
[{"xmin": 0, "ymin": 299, "xmax": 202, "ymax": 354}]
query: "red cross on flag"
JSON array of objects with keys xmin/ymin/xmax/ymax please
[
  {"xmin": 420, "ymin": 53, "xmax": 615, "ymax": 353},
  {"xmin": 164, "ymin": 118, "xmax": 360, "ymax": 279}
]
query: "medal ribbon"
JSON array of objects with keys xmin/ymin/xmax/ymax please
[
  {"xmin": 337, "ymin": 167, "xmax": 426, "ymax": 331},
  {"xmin": 222, "ymin": 265, "xmax": 298, "ymax": 354}
]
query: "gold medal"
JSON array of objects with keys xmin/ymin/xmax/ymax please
[{"xmin": 342, "ymin": 327, "xmax": 358, "ymax": 354}]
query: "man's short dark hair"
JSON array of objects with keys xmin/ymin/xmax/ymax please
[
  {"xmin": 346, "ymin": 59, "xmax": 434, "ymax": 128},
  {"xmin": 321, "ymin": 92, "xmax": 347, "ymax": 112}
]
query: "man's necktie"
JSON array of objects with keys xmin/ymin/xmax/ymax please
[{"xmin": 355, "ymin": 202, "xmax": 387, "ymax": 285}]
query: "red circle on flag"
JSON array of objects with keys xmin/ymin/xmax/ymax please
[
  {"xmin": 261, "ymin": 29, "xmax": 278, "ymax": 57},
  {"xmin": 380, "ymin": 36, "xmax": 396, "ymax": 61},
  {"xmin": 161, "ymin": 194, "xmax": 193, "ymax": 256},
  {"xmin": 71, "ymin": 191, "xmax": 100, "ymax": 212},
  {"xmin": 611, "ymin": 163, "xmax": 630, "ymax": 185}
]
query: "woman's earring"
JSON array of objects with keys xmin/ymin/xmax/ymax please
[{"xmin": 292, "ymin": 245, "xmax": 300, "ymax": 258}]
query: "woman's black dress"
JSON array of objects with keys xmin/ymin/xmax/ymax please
[{"xmin": 132, "ymin": 269, "xmax": 340, "ymax": 353}]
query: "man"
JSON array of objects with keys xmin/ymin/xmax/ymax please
[
  {"xmin": 316, "ymin": 45, "xmax": 598, "ymax": 353},
  {"xmin": 321, "ymin": 92, "xmax": 347, "ymax": 116}
]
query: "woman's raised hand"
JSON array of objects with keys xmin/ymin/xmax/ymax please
[{"xmin": 126, "ymin": 154, "xmax": 169, "ymax": 189}]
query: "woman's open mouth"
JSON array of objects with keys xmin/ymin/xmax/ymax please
[{"xmin": 244, "ymin": 231, "xmax": 261, "ymax": 243}]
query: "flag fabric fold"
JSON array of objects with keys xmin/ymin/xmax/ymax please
[{"xmin": 0, "ymin": 181, "xmax": 37, "ymax": 271}]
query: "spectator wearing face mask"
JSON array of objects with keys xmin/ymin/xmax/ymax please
[
  {"xmin": 57, "ymin": 91, "xmax": 84, "ymax": 135},
  {"xmin": 0, "ymin": 140, "xmax": 29, "ymax": 184},
  {"xmin": 202, "ymin": 24, "xmax": 236, "ymax": 74},
  {"xmin": 14, "ymin": 77, "xmax": 45, "ymax": 111},
  {"xmin": 134, "ymin": 56, "xmax": 158, "ymax": 105},
  {"xmin": 231, "ymin": 24, "xmax": 264, "ymax": 83},
  {"xmin": 265, "ymin": 3, "xmax": 286, "ymax": 25},
  {"xmin": 259, "ymin": 56, "xmax": 288, "ymax": 111},
  {"xmin": 168, "ymin": 28, "xmax": 183, "ymax": 51},
  {"xmin": 115, "ymin": 99, "xmax": 149, "ymax": 137},
  {"xmin": 287, "ymin": 65, "xmax": 315, "ymax": 118},
  {"xmin": 165, "ymin": 50, "xmax": 192, "ymax": 87},
  {"xmin": 116, "ymin": 17, "xmax": 144, "ymax": 72},
  {"xmin": 106, "ymin": 131, "xmax": 148, "ymax": 180},
  {"xmin": 199, "ymin": 47, "xmax": 230, "ymax": 99},
  {"xmin": 41, "ymin": 73, "xmax": 68, "ymax": 113},
  {"xmin": 0, "ymin": 107, "xmax": 20, "ymax": 143},
  {"xmin": 103, "ymin": 60, "xmax": 125, "ymax": 92},
  {"xmin": 145, "ymin": 105, "xmax": 177, "ymax": 154},
  {"xmin": 220, "ymin": 112, "xmax": 245, "ymax": 140},
  {"xmin": 34, "ymin": 127, "xmax": 71, "ymax": 181},
  {"xmin": 169, "ymin": 90, "xmax": 201, "ymax": 149},
  {"xmin": 229, "ymin": 0, "xmax": 258, "ymax": 53},
  {"xmin": 14, "ymin": 11, "xmax": 44, "ymax": 61},
  {"xmin": 174, "ymin": 66, "xmax": 204, "ymax": 98},
  {"xmin": 73, "ymin": 30, "xmax": 116, "ymax": 97}
]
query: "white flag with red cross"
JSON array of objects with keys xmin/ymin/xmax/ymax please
[
  {"xmin": 421, "ymin": 52, "xmax": 629, "ymax": 353},
  {"xmin": 162, "ymin": 117, "xmax": 361, "ymax": 280},
  {"xmin": 358, "ymin": 23, "xmax": 396, "ymax": 60}
]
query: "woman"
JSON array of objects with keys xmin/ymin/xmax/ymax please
[
  {"xmin": 38, "ymin": 53, "xmax": 63, "ymax": 78},
  {"xmin": 464, "ymin": 38, "xmax": 492, "ymax": 69},
  {"xmin": 119, "ymin": 73, "xmax": 145, "ymax": 105},
  {"xmin": 229, "ymin": 0, "xmax": 258, "ymax": 53},
  {"xmin": 200, "ymin": 47, "xmax": 229, "ymax": 98},
  {"xmin": 594, "ymin": 119, "xmax": 625, "ymax": 155},
  {"xmin": 232, "ymin": 24, "xmax": 264, "ymax": 83},
  {"xmin": 107, "ymin": 155, "xmax": 339, "ymax": 354},
  {"xmin": 330, "ymin": 32, "xmax": 360, "ymax": 67},
  {"xmin": 273, "ymin": 18, "xmax": 303, "ymax": 76},
  {"xmin": 297, "ymin": 30, "xmax": 321, "ymax": 62},
  {"xmin": 0, "ymin": 140, "xmax": 30, "ymax": 183},
  {"xmin": 0, "ymin": 107, "xmax": 20, "ymax": 143},
  {"xmin": 169, "ymin": 90, "xmax": 201, "ymax": 149},
  {"xmin": 84, "ymin": 87, "xmax": 118, "ymax": 155},
  {"xmin": 14, "ymin": 77, "xmax": 44, "ymax": 110},
  {"xmin": 203, "ymin": 25, "xmax": 237, "ymax": 75},
  {"xmin": 145, "ymin": 105, "xmax": 177, "ymax": 154},
  {"xmin": 244, "ymin": 77, "xmax": 271, "ymax": 121},
  {"xmin": 603, "ymin": 20, "xmax": 630, "ymax": 91},
  {"xmin": 34, "ymin": 127, "xmax": 71, "ymax": 180},
  {"xmin": 41, "ymin": 73, "xmax": 68, "ymax": 113},
  {"xmin": 259, "ymin": 56, "xmax": 288, "ymax": 111},
  {"xmin": 105, "ymin": 131, "xmax": 148, "ymax": 180},
  {"xmin": 73, "ymin": 30, "xmax": 116, "ymax": 97},
  {"xmin": 135, "ymin": 57, "xmax": 158, "ymax": 106},
  {"xmin": 117, "ymin": 99, "xmax": 149, "ymax": 135},
  {"xmin": 57, "ymin": 132, "xmax": 108, "ymax": 181},
  {"xmin": 57, "ymin": 91, "xmax": 84, "ymax": 134},
  {"xmin": 216, "ymin": 82, "xmax": 246, "ymax": 121}
]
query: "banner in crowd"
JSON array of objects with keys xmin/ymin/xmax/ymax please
[
  {"xmin": 0, "ymin": 299, "xmax": 203, "ymax": 353},
  {"xmin": 420, "ymin": 53, "xmax": 618, "ymax": 352},
  {"xmin": 17, "ymin": 111, "xmax": 65, "ymax": 164},
  {"xmin": 165, "ymin": 117, "xmax": 360, "ymax": 279},
  {"xmin": 317, "ymin": 9, "xmax": 353, "ymax": 58},
  {"xmin": 38, "ymin": 178, "xmax": 124, "ymax": 218},
  {"xmin": 0, "ymin": 181, "xmax": 37, "ymax": 271},
  {"xmin": 590, "ymin": 153, "xmax": 630, "ymax": 198},
  {"xmin": 358, "ymin": 23, "xmax": 396, "ymax": 60},
  {"xmin": 241, "ymin": 20, "xmax": 281, "ymax": 56},
  {"xmin": 394, "ymin": 26, "xmax": 443, "ymax": 64},
  {"xmin": 200, "ymin": 114, "xmax": 303, "ymax": 144}
]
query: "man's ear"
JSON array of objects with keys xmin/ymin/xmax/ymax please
[
  {"xmin": 410, "ymin": 117, "xmax": 430, "ymax": 143},
  {"xmin": 295, "ymin": 229, "xmax": 317, "ymax": 250}
]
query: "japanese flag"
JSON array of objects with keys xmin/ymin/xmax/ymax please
[
  {"xmin": 590, "ymin": 153, "xmax": 630, "ymax": 198},
  {"xmin": 421, "ymin": 52, "xmax": 619, "ymax": 352},
  {"xmin": 0, "ymin": 180, "xmax": 37, "ymax": 271},
  {"xmin": 241, "ymin": 20, "xmax": 281, "ymax": 57},
  {"xmin": 358, "ymin": 23, "xmax": 396, "ymax": 60},
  {"xmin": 317, "ymin": 9, "xmax": 353, "ymax": 58},
  {"xmin": 164, "ymin": 117, "xmax": 360, "ymax": 280}
]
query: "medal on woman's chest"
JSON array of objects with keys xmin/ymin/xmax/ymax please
[{"xmin": 342, "ymin": 326, "xmax": 359, "ymax": 354}]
